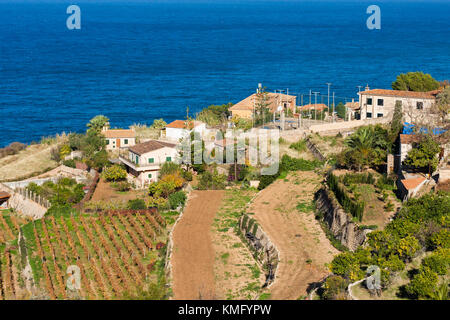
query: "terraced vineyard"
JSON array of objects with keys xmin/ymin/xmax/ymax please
[
  {"xmin": 0, "ymin": 210, "xmax": 30, "ymax": 299},
  {"xmin": 0, "ymin": 208, "xmax": 169, "ymax": 300}
]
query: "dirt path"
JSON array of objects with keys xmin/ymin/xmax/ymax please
[
  {"xmin": 171, "ymin": 190, "xmax": 225, "ymax": 300},
  {"xmin": 249, "ymin": 171, "xmax": 339, "ymax": 300}
]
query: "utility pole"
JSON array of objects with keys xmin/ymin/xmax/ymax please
[
  {"xmin": 313, "ymin": 91, "xmax": 320, "ymax": 121},
  {"xmin": 332, "ymin": 92, "xmax": 335, "ymax": 123},
  {"xmin": 326, "ymin": 82, "xmax": 332, "ymax": 111}
]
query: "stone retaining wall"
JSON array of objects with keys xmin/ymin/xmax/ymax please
[{"xmin": 315, "ymin": 186, "xmax": 370, "ymax": 251}]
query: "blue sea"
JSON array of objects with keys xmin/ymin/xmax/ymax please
[{"xmin": 1, "ymin": 0, "xmax": 449, "ymax": 147}]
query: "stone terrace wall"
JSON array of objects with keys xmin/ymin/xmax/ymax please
[
  {"xmin": 315, "ymin": 186, "xmax": 370, "ymax": 251},
  {"xmin": 238, "ymin": 214, "xmax": 279, "ymax": 287}
]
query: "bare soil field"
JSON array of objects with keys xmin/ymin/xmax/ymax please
[
  {"xmin": 171, "ymin": 190, "xmax": 225, "ymax": 299},
  {"xmin": 0, "ymin": 144, "xmax": 58, "ymax": 182},
  {"xmin": 248, "ymin": 171, "xmax": 339, "ymax": 300}
]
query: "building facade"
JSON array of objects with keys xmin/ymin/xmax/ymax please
[
  {"xmin": 102, "ymin": 128, "xmax": 136, "ymax": 150},
  {"xmin": 230, "ymin": 92, "xmax": 296, "ymax": 119},
  {"xmin": 119, "ymin": 140, "xmax": 177, "ymax": 188},
  {"xmin": 357, "ymin": 88, "xmax": 439, "ymax": 121},
  {"xmin": 164, "ymin": 120, "xmax": 206, "ymax": 141}
]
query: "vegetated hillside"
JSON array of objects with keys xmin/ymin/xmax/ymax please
[
  {"xmin": 322, "ymin": 191, "xmax": 450, "ymax": 300},
  {"xmin": 0, "ymin": 206, "xmax": 170, "ymax": 300}
]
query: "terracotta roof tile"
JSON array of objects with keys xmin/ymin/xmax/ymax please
[
  {"xmin": 229, "ymin": 92, "xmax": 296, "ymax": 113},
  {"xmin": 102, "ymin": 129, "xmax": 136, "ymax": 138},
  {"xmin": 359, "ymin": 89, "xmax": 439, "ymax": 99},
  {"xmin": 401, "ymin": 177, "xmax": 426, "ymax": 190},
  {"xmin": 166, "ymin": 120, "xmax": 202, "ymax": 129},
  {"xmin": 400, "ymin": 134, "xmax": 422, "ymax": 145},
  {"xmin": 129, "ymin": 140, "xmax": 176, "ymax": 155}
]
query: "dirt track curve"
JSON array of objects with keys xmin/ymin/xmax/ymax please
[{"xmin": 249, "ymin": 171, "xmax": 338, "ymax": 300}]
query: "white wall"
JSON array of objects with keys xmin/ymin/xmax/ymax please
[
  {"xmin": 358, "ymin": 94, "xmax": 434, "ymax": 121},
  {"xmin": 106, "ymin": 137, "xmax": 136, "ymax": 150}
]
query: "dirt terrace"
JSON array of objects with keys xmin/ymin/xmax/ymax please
[
  {"xmin": 171, "ymin": 190, "xmax": 225, "ymax": 300},
  {"xmin": 248, "ymin": 171, "xmax": 339, "ymax": 300}
]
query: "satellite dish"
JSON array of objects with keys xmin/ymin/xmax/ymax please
[{"xmin": 277, "ymin": 105, "xmax": 283, "ymax": 112}]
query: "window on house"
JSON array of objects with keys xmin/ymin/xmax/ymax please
[
  {"xmin": 367, "ymin": 98, "xmax": 373, "ymax": 105},
  {"xmin": 377, "ymin": 113, "xmax": 383, "ymax": 118},
  {"xmin": 106, "ymin": 140, "xmax": 109, "ymax": 145},
  {"xmin": 367, "ymin": 112, "xmax": 372, "ymax": 118},
  {"xmin": 135, "ymin": 155, "xmax": 139, "ymax": 164},
  {"xmin": 148, "ymin": 158, "xmax": 154, "ymax": 164},
  {"xmin": 377, "ymin": 99, "xmax": 384, "ymax": 106},
  {"xmin": 166, "ymin": 156, "xmax": 172, "ymax": 162},
  {"xmin": 124, "ymin": 139, "xmax": 128, "ymax": 145},
  {"xmin": 417, "ymin": 102, "xmax": 423, "ymax": 110},
  {"xmin": 148, "ymin": 173, "xmax": 152, "ymax": 179}
]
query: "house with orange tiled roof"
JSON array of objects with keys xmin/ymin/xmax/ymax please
[
  {"xmin": 357, "ymin": 85, "xmax": 440, "ymax": 120},
  {"xmin": 397, "ymin": 175, "xmax": 428, "ymax": 200},
  {"xmin": 164, "ymin": 119, "xmax": 206, "ymax": 141},
  {"xmin": 101, "ymin": 125, "xmax": 136, "ymax": 151},
  {"xmin": 119, "ymin": 140, "xmax": 178, "ymax": 187},
  {"xmin": 229, "ymin": 92, "xmax": 296, "ymax": 119}
]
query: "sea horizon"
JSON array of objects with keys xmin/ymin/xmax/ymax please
[{"xmin": 1, "ymin": 0, "xmax": 449, "ymax": 147}]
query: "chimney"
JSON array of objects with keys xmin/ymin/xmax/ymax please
[{"xmin": 365, "ymin": 84, "xmax": 370, "ymax": 91}]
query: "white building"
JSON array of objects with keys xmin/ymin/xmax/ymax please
[
  {"xmin": 357, "ymin": 88, "xmax": 439, "ymax": 121},
  {"xmin": 102, "ymin": 128, "xmax": 136, "ymax": 150},
  {"xmin": 164, "ymin": 120, "xmax": 206, "ymax": 141},
  {"xmin": 119, "ymin": 140, "xmax": 178, "ymax": 188}
]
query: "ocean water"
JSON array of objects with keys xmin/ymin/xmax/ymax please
[{"xmin": 0, "ymin": 0, "xmax": 449, "ymax": 147}]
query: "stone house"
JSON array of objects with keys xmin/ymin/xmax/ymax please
[
  {"xmin": 102, "ymin": 128, "xmax": 136, "ymax": 151},
  {"xmin": 119, "ymin": 140, "xmax": 178, "ymax": 188},
  {"xmin": 230, "ymin": 92, "xmax": 296, "ymax": 119},
  {"xmin": 164, "ymin": 120, "xmax": 206, "ymax": 142},
  {"xmin": 357, "ymin": 87, "xmax": 440, "ymax": 120}
]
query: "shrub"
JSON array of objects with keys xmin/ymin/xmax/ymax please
[
  {"xmin": 112, "ymin": 181, "xmax": 131, "ymax": 192},
  {"xmin": 280, "ymin": 155, "xmax": 322, "ymax": 171},
  {"xmin": 168, "ymin": 191, "xmax": 187, "ymax": 209},
  {"xmin": 322, "ymin": 275, "xmax": 348, "ymax": 300},
  {"xmin": 0, "ymin": 142, "xmax": 26, "ymax": 158},
  {"xmin": 127, "ymin": 199, "xmax": 147, "ymax": 210},
  {"xmin": 159, "ymin": 162, "xmax": 181, "ymax": 178},
  {"xmin": 289, "ymin": 139, "xmax": 307, "ymax": 152},
  {"xmin": 181, "ymin": 170, "xmax": 193, "ymax": 181},
  {"xmin": 63, "ymin": 159, "xmax": 76, "ymax": 168},
  {"xmin": 330, "ymin": 252, "xmax": 362, "ymax": 281},
  {"xmin": 327, "ymin": 173, "xmax": 365, "ymax": 222},
  {"xmin": 406, "ymin": 267, "xmax": 438, "ymax": 299},
  {"xmin": 422, "ymin": 248, "xmax": 450, "ymax": 276},
  {"xmin": 102, "ymin": 165, "xmax": 127, "ymax": 182},
  {"xmin": 197, "ymin": 169, "xmax": 226, "ymax": 190},
  {"xmin": 149, "ymin": 172, "xmax": 184, "ymax": 198}
]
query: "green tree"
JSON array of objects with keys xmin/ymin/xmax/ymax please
[
  {"xmin": 405, "ymin": 136, "xmax": 440, "ymax": 175},
  {"xmin": 406, "ymin": 267, "xmax": 438, "ymax": 299},
  {"xmin": 389, "ymin": 101, "xmax": 403, "ymax": 143},
  {"xmin": 150, "ymin": 118, "xmax": 167, "ymax": 129},
  {"xmin": 392, "ymin": 72, "xmax": 440, "ymax": 92},
  {"xmin": 102, "ymin": 165, "xmax": 127, "ymax": 181},
  {"xmin": 335, "ymin": 102, "xmax": 347, "ymax": 119},
  {"xmin": 87, "ymin": 115, "xmax": 109, "ymax": 133},
  {"xmin": 434, "ymin": 87, "xmax": 450, "ymax": 125}
]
